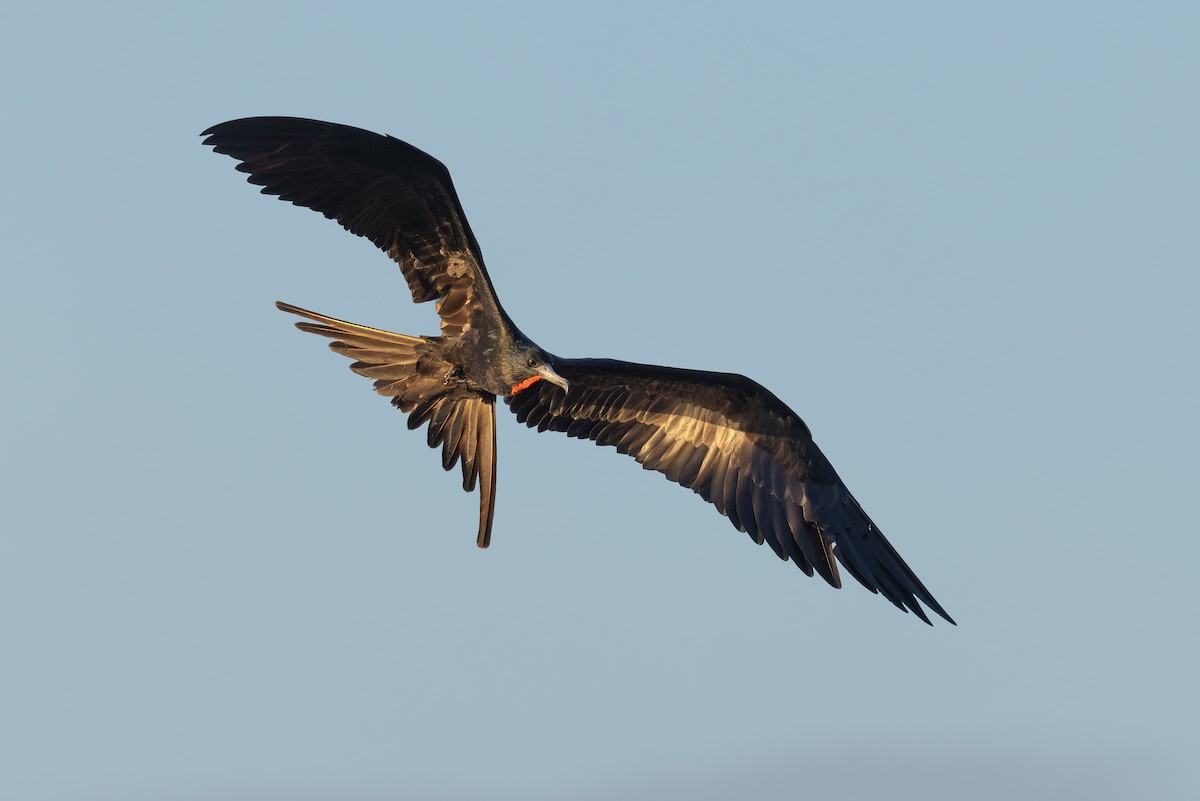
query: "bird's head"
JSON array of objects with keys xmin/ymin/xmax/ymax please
[{"xmin": 505, "ymin": 345, "xmax": 569, "ymax": 397}]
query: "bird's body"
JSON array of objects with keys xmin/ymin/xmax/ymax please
[{"xmin": 203, "ymin": 117, "xmax": 953, "ymax": 624}]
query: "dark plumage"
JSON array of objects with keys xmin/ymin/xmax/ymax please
[{"xmin": 203, "ymin": 117, "xmax": 954, "ymax": 624}]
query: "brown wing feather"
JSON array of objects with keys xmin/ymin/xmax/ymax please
[
  {"xmin": 507, "ymin": 358, "xmax": 953, "ymax": 624},
  {"xmin": 203, "ymin": 118, "xmax": 503, "ymax": 337},
  {"xmin": 276, "ymin": 302, "xmax": 499, "ymax": 547}
]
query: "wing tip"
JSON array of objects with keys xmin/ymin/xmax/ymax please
[
  {"xmin": 929, "ymin": 603, "xmax": 957, "ymax": 626},
  {"xmin": 904, "ymin": 594, "xmax": 955, "ymax": 626}
]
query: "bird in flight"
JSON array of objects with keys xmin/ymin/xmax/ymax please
[{"xmin": 203, "ymin": 117, "xmax": 953, "ymax": 625}]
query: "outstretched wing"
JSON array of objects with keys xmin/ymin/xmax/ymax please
[
  {"xmin": 202, "ymin": 117, "xmax": 504, "ymax": 338},
  {"xmin": 277, "ymin": 302, "xmax": 498, "ymax": 548},
  {"xmin": 507, "ymin": 359, "xmax": 953, "ymax": 624}
]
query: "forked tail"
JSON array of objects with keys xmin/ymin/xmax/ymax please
[{"xmin": 276, "ymin": 301, "xmax": 498, "ymax": 547}]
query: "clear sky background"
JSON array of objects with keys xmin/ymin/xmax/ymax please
[{"xmin": 2, "ymin": 2, "xmax": 1197, "ymax": 799}]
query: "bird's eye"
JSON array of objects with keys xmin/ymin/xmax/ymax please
[{"xmin": 527, "ymin": 356, "xmax": 538, "ymax": 368}]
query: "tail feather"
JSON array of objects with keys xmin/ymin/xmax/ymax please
[
  {"xmin": 476, "ymin": 401, "xmax": 497, "ymax": 548},
  {"xmin": 276, "ymin": 301, "xmax": 500, "ymax": 547}
]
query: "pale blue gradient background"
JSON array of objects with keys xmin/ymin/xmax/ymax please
[{"xmin": 2, "ymin": 2, "xmax": 1197, "ymax": 799}]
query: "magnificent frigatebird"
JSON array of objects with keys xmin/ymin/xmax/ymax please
[{"xmin": 202, "ymin": 117, "xmax": 954, "ymax": 625}]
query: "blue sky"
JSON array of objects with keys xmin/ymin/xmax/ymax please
[{"xmin": 2, "ymin": 2, "xmax": 1197, "ymax": 799}]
